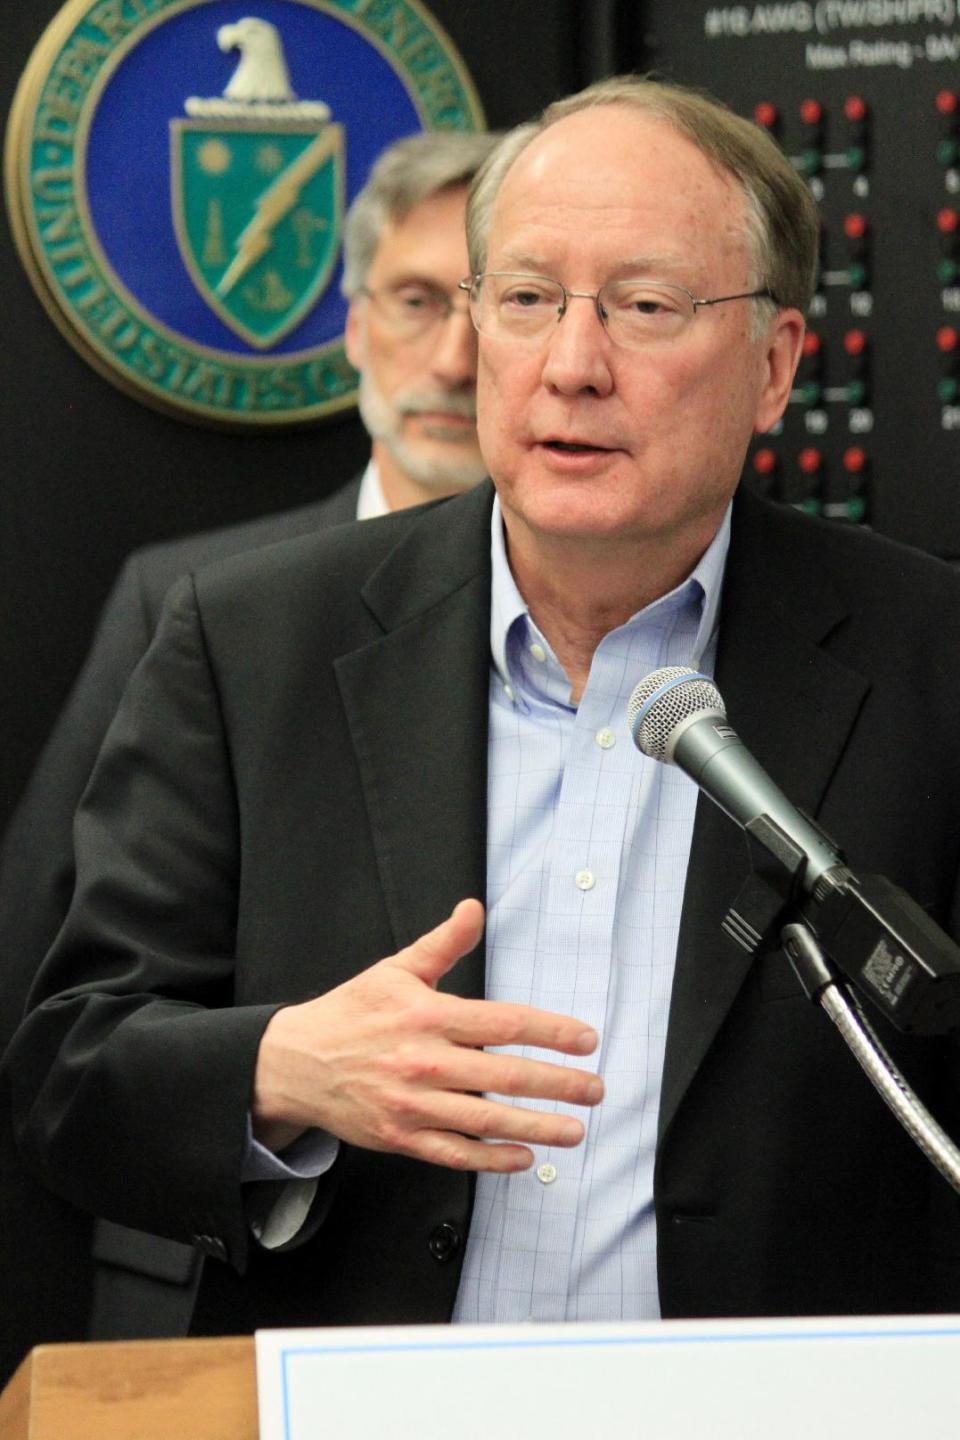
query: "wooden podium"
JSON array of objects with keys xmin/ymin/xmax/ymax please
[{"xmin": 0, "ymin": 1337, "xmax": 258, "ymax": 1439}]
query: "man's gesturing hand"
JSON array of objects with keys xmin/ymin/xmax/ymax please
[{"xmin": 252, "ymin": 898, "xmax": 602, "ymax": 1171}]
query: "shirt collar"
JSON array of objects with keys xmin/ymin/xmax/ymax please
[
  {"xmin": 355, "ymin": 460, "xmax": 389, "ymax": 520},
  {"xmin": 489, "ymin": 494, "xmax": 731, "ymax": 698}
]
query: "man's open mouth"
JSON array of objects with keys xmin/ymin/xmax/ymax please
[{"xmin": 544, "ymin": 440, "xmax": 607, "ymax": 453}]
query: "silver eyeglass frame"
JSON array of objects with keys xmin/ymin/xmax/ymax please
[{"xmin": 458, "ymin": 273, "xmax": 779, "ymax": 345}]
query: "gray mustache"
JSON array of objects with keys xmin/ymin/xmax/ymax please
[{"xmin": 396, "ymin": 390, "xmax": 476, "ymax": 421}]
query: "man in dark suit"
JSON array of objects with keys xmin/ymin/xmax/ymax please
[
  {"xmin": 0, "ymin": 127, "xmax": 496, "ymax": 1382},
  {"xmin": 7, "ymin": 79, "xmax": 960, "ymax": 1340}
]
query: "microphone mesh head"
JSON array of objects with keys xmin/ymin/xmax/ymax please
[{"xmin": 626, "ymin": 666, "xmax": 726, "ymax": 761}]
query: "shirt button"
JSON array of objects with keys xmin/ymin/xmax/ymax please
[
  {"xmin": 529, "ymin": 642, "xmax": 547, "ymax": 662},
  {"xmin": 575, "ymin": 869, "xmax": 595, "ymax": 891},
  {"xmin": 536, "ymin": 1162, "xmax": 558, "ymax": 1185},
  {"xmin": 595, "ymin": 727, "xmax": 616, "ymax": 749}
]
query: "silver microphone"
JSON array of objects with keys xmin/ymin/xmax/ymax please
[{"xmin": 626, "ymin": 666, "xmax": 839, "ymax": 892}]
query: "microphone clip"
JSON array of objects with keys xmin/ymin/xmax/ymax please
[{"xmin": 721, "ymin": 813, "xmax": 821, "ymax": 955}]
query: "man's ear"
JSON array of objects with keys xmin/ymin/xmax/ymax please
[{"xmin": 754, "ymin": 308, "xmax": 806, "ymax": 434}]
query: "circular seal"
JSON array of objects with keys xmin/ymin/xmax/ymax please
[{"xmin": 6, "ymin": 0, "xmax": 484, "ymax": 428}]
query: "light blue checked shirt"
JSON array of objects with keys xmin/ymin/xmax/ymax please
[
  {"xmin": 451, "ymin": 497, "xmax": 729, "ymax": 1324},
  {"xmin": 249, "ymin": 494, "xmax": 729, "ymax": 1296}
]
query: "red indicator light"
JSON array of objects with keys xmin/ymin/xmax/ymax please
[
  {"xmin": 753, "ymin": 448, "xmax": 778, "ymax": 476},
  {"xmin": 843, "ymin": 446, "xmax": 868, "ymax": 474},
  {"xmin": 936, "ymin": 89, "xmax": 959, "ymax": 116},
  {"xmin": 843, "ymin": 213, "xmax": 868, "ymax": 241},
  {"xmin": 753, "ymin": 101, "xmax": 778, "ymax": 129},
  {"xmin": 936, "ymin": 325, "xmax": 959, "ymax": 353},
  {"xmin": 844, "ymin": 95, "xmax": 868, "ymax": 123},
  {"xmin": 798, "ymin": 448, "xmax": 822, "ymax": 475},
  {"xmin": 800, "ymin": 98, "xmax": 824, "ymax": 125},
  {"xmin": 802, "ymin": 331, "xmax": 822, "ymax": 359},
  {"xmin": 844, "ymin": 329, "xmax": 868, "ymax": 357},
  {"xmin": 937, "ymin": 207, "xmax": 959, "ymax": 234}
]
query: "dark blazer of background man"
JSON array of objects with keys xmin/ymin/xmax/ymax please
[
  {"xmin": 8, "ymin": 78, "xmax": 960, "ymax": 1348},
  {"xmin": 0, "ymin": 127, "xmax": 496, "ymax": 1385}
]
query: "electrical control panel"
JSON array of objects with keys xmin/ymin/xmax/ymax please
[{"xmin": 635, "ymin": 4, "xmax": 960, "ymax": 558}]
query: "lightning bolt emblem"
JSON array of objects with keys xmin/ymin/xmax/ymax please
[{"xmin": 216, "ymin": 128, "xmax": 337, "ymax": 298}]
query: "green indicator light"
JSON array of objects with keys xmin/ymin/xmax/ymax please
[
  {"xmin": 846, "ymin": 379, "xmax": 868, "ymax": 405},
  {"xmin": 937, "ymin": 377, "xmax": 958, "ymax": 402},
  {"xmin": 846, "ymin": 497, "xmax": 868, "ymax": 522},
  {"xmin": 847, "ymin": 262, "xmax": 868, "ymax": 289},
  {"xmin": 846, "ymin": 146, "xmax": 866, "ymax": 171},
  {"xmin": 796, "ymin": 498, "xmax": 822, "ymax": 516},
  {"xmin": 800, "ymin": 380, "xmax": 822, "ymax": 406},
  {"xmin": 937, "ymin": 140, "xmax": 959, "ymax": 167},
  {"xmin": 938, "ymin": 259, "xmax": 958, "ymax": 285},
  {"xmin": 799, "ymin": 149, "xmax": 822, "ymax": 175}
]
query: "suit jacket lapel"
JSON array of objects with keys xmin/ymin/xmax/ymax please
[
  {"xmin": 333, "ymin": 484, "xmax": 494, "ymax": 1002},
  {"xmin": 658, "ymin": 490, "xmax": 871, "ymax": 1143}
]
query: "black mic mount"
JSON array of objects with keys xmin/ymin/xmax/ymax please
[{"xmin": 725, "ymin": 811, "xmax": 960, "ymax": 1036}]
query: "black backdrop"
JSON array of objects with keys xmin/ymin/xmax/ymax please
[{"xmin": 0, "ymin": 0, "xmax": 629, "ymax": 832}]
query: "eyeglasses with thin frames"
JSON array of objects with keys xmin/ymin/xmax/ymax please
[
  {"xmin": 458, "ymin": 273, "xmax": 779, "ymax": 349},
  {"xmin": 357, "ymin": 282, "xmax": 472, "ymax": 340}
]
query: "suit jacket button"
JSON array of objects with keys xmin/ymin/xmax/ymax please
[{"xmin": 428, "ymin": 1222, "xmax": 462, "ymax": 1263}]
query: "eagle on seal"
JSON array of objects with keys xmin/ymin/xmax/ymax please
[{"xmin": 217, "ymin": 18, "xmax": 297, "ymax": 102}]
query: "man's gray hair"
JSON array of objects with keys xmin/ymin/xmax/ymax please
[
  {"xmin": 466, "ymin": 76, "xmax": 821, "ymax": 330},
  {"xmin": 341, "ymin": 130, "xmax": 500, "ymax": 297}
]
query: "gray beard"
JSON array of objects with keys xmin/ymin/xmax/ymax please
[{"xmin": 357, "ymin": 370, "xmax": 488, "ymax": 493}]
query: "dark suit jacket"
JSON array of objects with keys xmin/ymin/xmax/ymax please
[
  {"xmin": 7, "ymin": 480, "xmax": 960, "ymax": 1340},
  {"xmin": 0, "ymin": 479, "xmax": 360, "ymax": 1383}
]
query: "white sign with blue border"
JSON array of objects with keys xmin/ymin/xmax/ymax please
[{"xmin": 256, "ymin": 1313, "xmax": 960, "ymax": 1438}]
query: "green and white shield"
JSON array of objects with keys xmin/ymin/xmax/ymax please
[{"xmin": 171, "ymin": 119, "xmax": 344, "ymax": 349}]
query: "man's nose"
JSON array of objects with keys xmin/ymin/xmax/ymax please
[
  {"xmin": 539, "ymin": 294, "xmax": 615, "ymax": 398},
  {"xmin": 428, "ymin": 305, "xmax": 478, "ymax": 386}
]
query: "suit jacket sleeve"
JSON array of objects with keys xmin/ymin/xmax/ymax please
[
  {"xmin": 0, "ymin": 482, "xmax": 361, "ymax": 1056},
  {"xmin": 0, "ymin": 555, "xmax": 155, "ymax": 1053},
  {"xmin": 5, "ymin": 574, "xmax": 276, "ymax": 1272}
]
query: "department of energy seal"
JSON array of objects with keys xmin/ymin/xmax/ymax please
[{"xmin": 6, "ymin": 0, "xmax": 484, "ymax": 427}]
